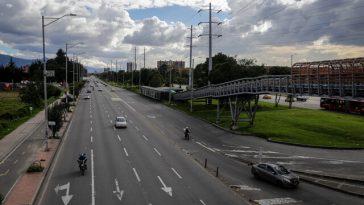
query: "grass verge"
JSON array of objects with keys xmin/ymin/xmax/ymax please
[{"xmin": 168, "ymin": 99, "xmax": 364, "ymax": 148}]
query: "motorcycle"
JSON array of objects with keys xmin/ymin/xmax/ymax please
[{"xmin": 78, "ymin": 159, "xmax": 87, "ymax": 175}]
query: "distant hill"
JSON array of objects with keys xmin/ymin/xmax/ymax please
[{"xmin": 0, "ymin": 54, "xmax": 37, "ymax": 67}]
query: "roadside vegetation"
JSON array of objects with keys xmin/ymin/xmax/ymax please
[{"xmin": 169, "ymin": 99, "xmax": 364, "ymax": 148}]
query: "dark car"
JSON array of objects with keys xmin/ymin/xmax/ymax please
[
  {"xmin": 87, "ymin": 90, "xmax": 91, "ymax": 93},
  {"xmin": 251, "ymin": 163, "xmax": 299, "ymax": 188}
]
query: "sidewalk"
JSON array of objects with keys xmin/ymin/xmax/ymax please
[
  {"xmin": 2, "ymin": 106, "xmax": 75, "ymax": 205},
  {"xmin": 0, "ymin": 110, "xmax": 44, "ymax": 163}
]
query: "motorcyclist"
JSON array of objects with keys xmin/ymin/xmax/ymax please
[
  {"xmin": 184, "ymin": 126, "xmax": 190, "ymax": 140},
  {"xmin": 78, "ymin": 153, "xmax": 87, "ymax": 170}
]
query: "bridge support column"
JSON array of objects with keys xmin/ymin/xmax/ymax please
[
  {"xmin": 216, "ymin": 98, "xmax": 226, "ymax": 124},
  {"xmin": 229, "ymin": 95, "xmax": 260, "ymax": 130}
]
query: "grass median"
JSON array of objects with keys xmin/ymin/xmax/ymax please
[{"xmin": 168, "ymin": 99, "xmax": 364, "ymax": 148}]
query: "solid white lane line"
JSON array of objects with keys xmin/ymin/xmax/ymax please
[
  {"xmin": 142, "ymin": 135, "xmax": 148, "ymax": 141},
  {"xmin": 117, "ymin": 135, "xmax": 121, "ymax": 141},
  {"xmin": 123, "ymin": 148, "xmax": 129, "ymax": 157},
  {"xmin": 254, "ymin": 197, "xmax": 298, "ymax": 205},
  {"xmin": 200, "ymin": 200, "xmax": 207, "ymax": 205},
  {"xmin": 132, "ymin": 168, "xmax": 141, "ymax": 182},
  {"xmin": 91, "ymin": 136, "xmax": 93, "ymax": 143},
  {"xmin": 171, "ymin": 168, "xmax": 182, "ymax": 179},
  {"xmin": 195, "ymin": 141, "xmax": 216, "ymax": 153},
  {"xmin": 91, "ymin": 149, "xmax": 95, "ymax": 205},
  {"xmin": 154, "ymin": 148, "xmax": 161, "ymax": 156}
]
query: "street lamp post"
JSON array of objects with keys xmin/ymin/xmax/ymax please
[
  {"xmin": 42, "ymin": 13, "xmax": 76, "ymax": 151},
  {"xmin": 65, "ymin": 42, "xmax": 83, "ymax": 104}
]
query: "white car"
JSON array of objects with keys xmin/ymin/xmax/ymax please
[
  {"xmin": 98, "ymin": 88, "xmax": 102, "ymax": 91},
  {"xmin": 83, "ymin": 95, "xmax": 90, "ymax": 99},
  {"xmin": 115, "ymin": 117, "xmax": 127, "ymax": 128}
]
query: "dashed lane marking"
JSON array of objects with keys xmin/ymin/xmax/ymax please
[
  {"xmin": 135, "ymin": 126, "xmax": 140, "ymax": 131},
  {"xmin": 142, "ymin": 135, "xmax": 148, "ymax": 141},
  {"xmin": 132, "ymin": 168, "xmax": 141, "ymax": 182},
  {"xmin": 91, "ymin": 136, "xmax": 93, "ymax": 143},
  {"xmin": 171, "ymin": 168, "xmax": 182, "ymax": 179},
  {"xmin": 200, "ymin": 199, "xmax": 206, "ymax": 205},
  {"xmin": 13, "ymin": 160, "xmax": 18, "ymax": 164},
  {"xmin": 90, "ymin": 127, "xmax": 93, "ymax": 132},
  {"xmin": 154, "ymin": 148, "xmax": 161, "ymax": 157},
  {"xmin": 123, "ymin": 148, "xmax": 129, "ymax": 157}
]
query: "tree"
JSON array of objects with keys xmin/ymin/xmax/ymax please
[
  {"xmin": 48, "ymin": 102, "xmax": 64, "ymax": 138},
  {"xmin": 19, "ymin": 83, "xmax": 42, "ymax": 107},
  {"xmin": 28, "ymin": 60, "xmax": 43, "ymax": 82}
]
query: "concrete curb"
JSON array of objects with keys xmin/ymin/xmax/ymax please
[
  {"xmin": 297, "ymin": 174, "xmax": 364, "ymax": 198},
  {"xmin": 31, "ymin": 99, "xmax": 79, "ymax": 205},
  {"xmin": 292, "ymin": 170, "xmax": 364, "ymax": 184}
]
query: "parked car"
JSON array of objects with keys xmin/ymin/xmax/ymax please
[
  {"xmin": 115, "ymin": 117, "xmax": 127, "ymax": 128},
  {"xmin": 83, "ymin": 95, "xmax": 90, "ymax": 99},
  {"xmin": 263, "ymin": 95, "xmax": 272, "ymax": 99},
  {"xmin": 98, "ymin": 88, "xmax": 102, "ymax": 91},
  {"xmin": 87, "ymin": 90, "xmax": 91, "ymax": 93},
  {"xmin": 251, "ymin": 163, "xmax": 299, "ymax": 188}
]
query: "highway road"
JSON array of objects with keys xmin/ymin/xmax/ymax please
[
  {"xmin": 36, "ymin": 77, "xmax": 363, "ymax": 205},
  {"xmin": 36, "ymin": 78, "xmax": 245, "ymax": 205}
]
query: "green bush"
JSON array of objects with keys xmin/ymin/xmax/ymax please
[{"xmin": 27, "ymin": 161, "xmax": 44, "ymax": 173}]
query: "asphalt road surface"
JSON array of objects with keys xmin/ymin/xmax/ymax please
[
  {"xmin": 36, "ymin": 79, "xmax": 245, "ymax": 205},
  {"xmin": 36, "ymin": 78, "xmax": 363, "ymax": 205}
]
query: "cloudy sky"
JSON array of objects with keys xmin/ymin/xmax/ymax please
[{"xmin": 0, "ymin": 0, "xmax": 364, "ymax": 72}]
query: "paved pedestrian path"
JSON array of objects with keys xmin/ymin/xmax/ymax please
[{"xmin": 0, "ymin": 110, "xmax": 45, "ymax": 162}]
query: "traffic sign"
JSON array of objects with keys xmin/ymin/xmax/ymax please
[{"xmin": 48, "ymin": 121, "xmax": 56, "ymax": 126}]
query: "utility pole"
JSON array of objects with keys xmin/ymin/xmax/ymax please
[
  {"xmin": 116, "ymin": 60, "xmax": 118, "ymax": 84},
  {"xmin": 198, "ymin": 3, "xmax": 222, "ymax": 86}
]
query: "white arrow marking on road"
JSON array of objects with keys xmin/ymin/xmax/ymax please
[
  {"xmin": 54, "ymin": 182, "xmax": 73, "ymax": 205},
  {"xmin": 0, "ymin": 169, "xmax": 9, "ymax": 176},
  {"xmin": 157, "ymin": 176, "xmax": 172, "ymax": 197},
  {"xmin": 113, "ymin": 178, "xmax": 124, "ymax": 201}
]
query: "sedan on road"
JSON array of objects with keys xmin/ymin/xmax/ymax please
[
  {"xmin": 83, "ymin": 95, "xmax": 90, "ymax": 100},
  {"xmin": 98, "ymin": 88, "xmax": 102, "ymax": 91},
  {"xmin": 251, "ymin": 163, "xmax": 299, "ymax": 188},
  {"xmin": 115, "ymin": 116, "xmax": 127, "ymax": 128}
]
